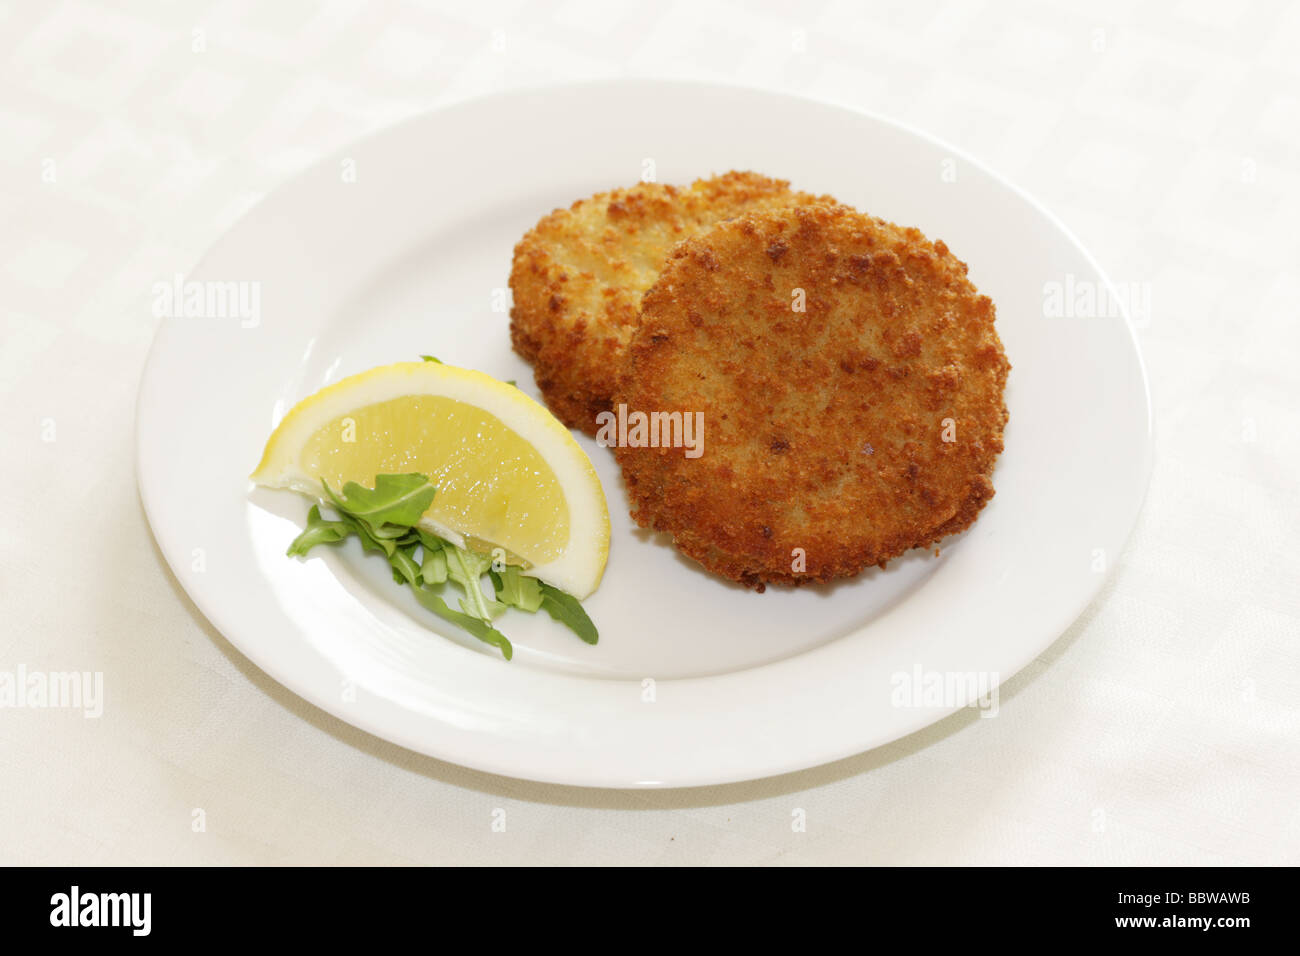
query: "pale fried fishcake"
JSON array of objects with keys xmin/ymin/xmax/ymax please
[
  {"xmin": 614, "ymin": 203, "xmax": 1010, "ymax": 590},
  {"xmin": 509, "ymin": 171, "xmax": 833, "ymax": 433}
]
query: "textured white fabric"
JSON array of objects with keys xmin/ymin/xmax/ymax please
[{"xmin": 2, "ymin": 0, "xmax": 1297, "ymax": 865}]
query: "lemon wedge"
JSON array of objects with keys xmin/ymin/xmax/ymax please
[{"xmin": 251, "ymin": 361, "xmax": 609, "ymax": 598}]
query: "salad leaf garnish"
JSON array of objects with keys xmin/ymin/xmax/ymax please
[
  {"xmin": 538, "ymin": 582, "xmax": 599, "ymax": 645},
  {"xmin": 287, "ymin": 505, "xmax": 351, "ymax": 556},
  {"xmin": 409, "ymin": 585, "xmax": 513, "ymax": 660},
  {"xmin": 444, "ymin": 544, "xmax": 506, "ymax": 621},
  {"xmin": 420, "ymin": 543, "xmax": 448, "ymax": 585},
  {"xmin": 322, "ymin": 473, "xmax": 437, "ymax": 528},
  {"xmin": 285, "ymin": 472, "xmax": 596, "ymax": 658},
  {"xmin": 490, "ymin": 565, "xmax": 544, "ymax": 613}
]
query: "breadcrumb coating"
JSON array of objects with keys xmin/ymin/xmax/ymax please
[{"xmin": 613, "ymin": 203, "xmax": 1010, "ymax": 590}]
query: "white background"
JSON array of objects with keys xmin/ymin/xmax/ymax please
[{"xmin": 2, "ymin": 0, "xmax": 1297, "ymax": 864}]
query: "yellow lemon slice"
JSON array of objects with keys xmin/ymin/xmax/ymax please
[{"xmin": 251, "ymin": 361, "xmax": 609, "ymax": 598}]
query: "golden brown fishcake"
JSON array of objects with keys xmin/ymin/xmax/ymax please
[
  {"xmin": 614, "ymin": 203, "xmax": 1010, "ymax": 590},
  {"xmin": 509, "ymin": 171, "xmax": 833, "ymax": 433}
]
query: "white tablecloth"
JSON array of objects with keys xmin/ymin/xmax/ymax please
[{"xmin": 3, "ymin": 0, "xmax": 1296, "ymax": 865}]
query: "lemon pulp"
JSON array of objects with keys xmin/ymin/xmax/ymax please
[{"xmin": 298, "ymin": 395, "xmax": 570, "ymax": 565}]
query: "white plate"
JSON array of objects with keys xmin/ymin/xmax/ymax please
[{"xmin": 136, "ymin": 80, "xmax": 1152, "ymax": 788}]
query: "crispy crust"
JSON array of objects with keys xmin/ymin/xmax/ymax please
[
  {"xmin": 613, "ymin": 203, "xmax": 1010, "ymax": 590},
  {"xmin": 509, "ymin": 171, "xmax": 834, "ymax": 434}
]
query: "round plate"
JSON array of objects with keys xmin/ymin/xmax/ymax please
[{"xmin": 136, "ymin": 80, "xmax": 1152, "ymax": 788}]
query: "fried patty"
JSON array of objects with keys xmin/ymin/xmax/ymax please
[
  {"xmin": 613, "ymin": 203, "xmax": 1010, "ymax": 590},
  {"xmin": 509, "ymin": 171, "xmax": 833, "ymax": 433}
]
